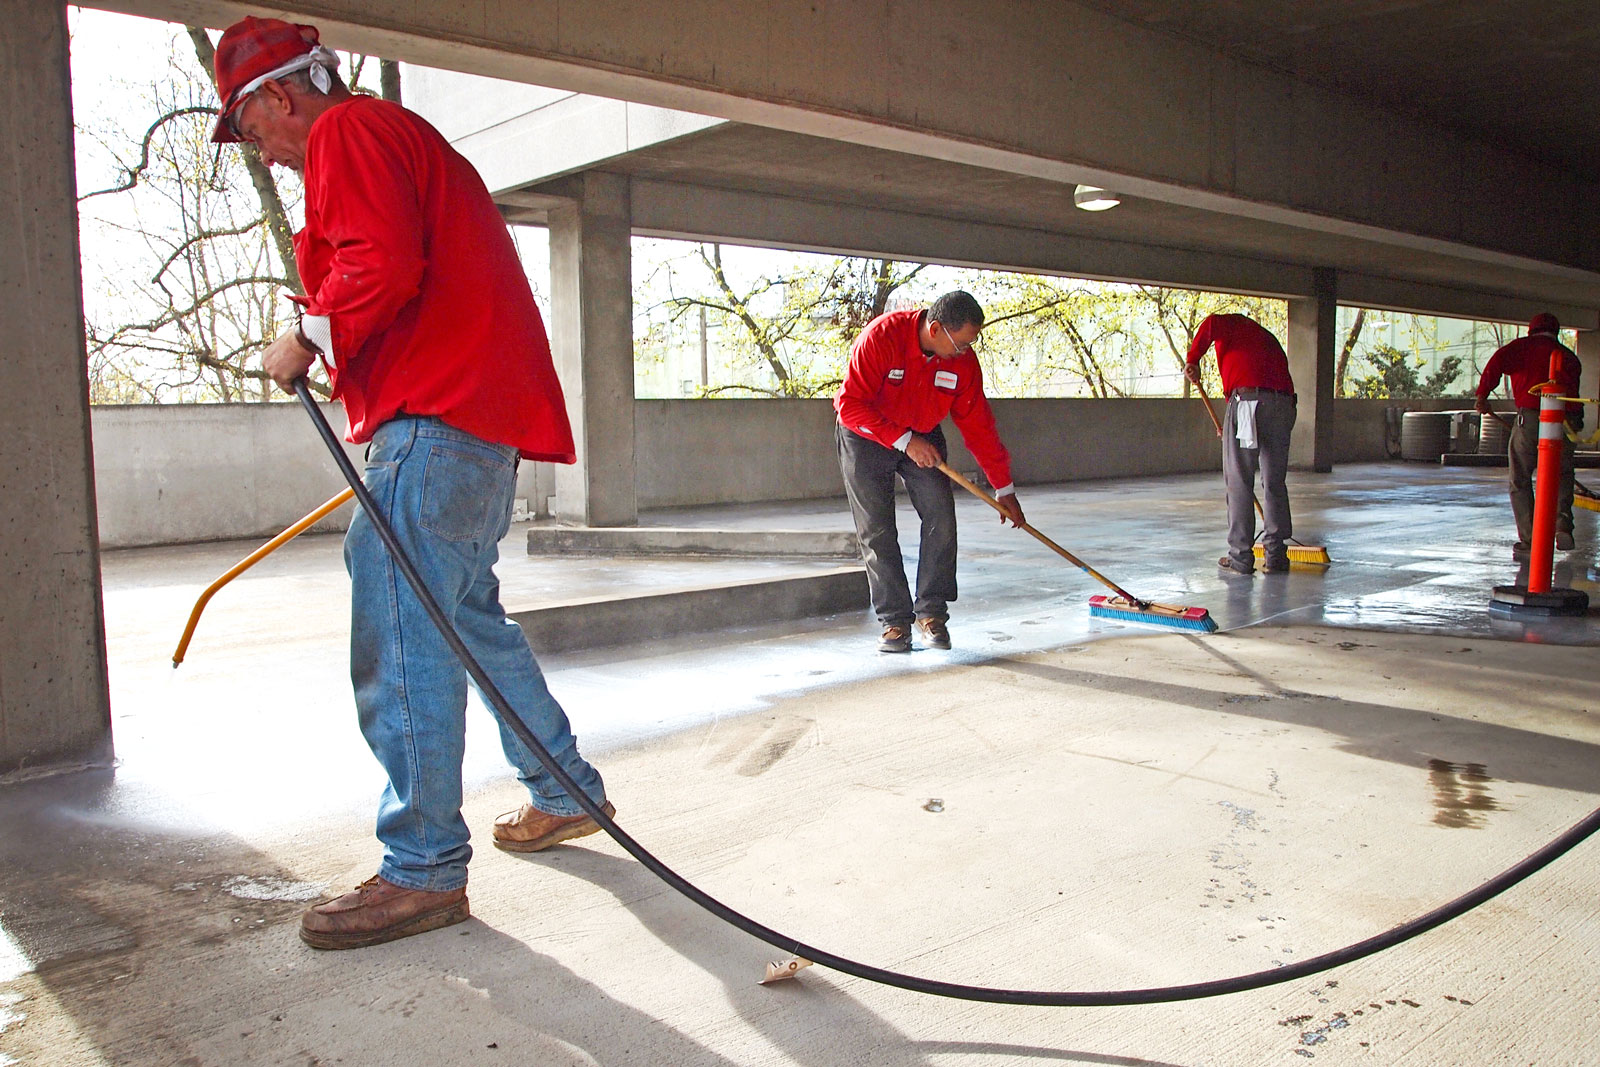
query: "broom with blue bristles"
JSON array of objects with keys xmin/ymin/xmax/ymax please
[{"xmin": 938, "ymin": 463, "xmax": 1217, "ymax": 633}]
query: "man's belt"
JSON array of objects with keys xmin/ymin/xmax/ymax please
[{"xmin": 1228, "ymin": 387, "xmax": 1295, "ymax": 400}]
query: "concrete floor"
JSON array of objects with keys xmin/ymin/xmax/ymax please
[{"xmin": 3, "ymin": 462, "xmax": 1599, "ymax": 1065}]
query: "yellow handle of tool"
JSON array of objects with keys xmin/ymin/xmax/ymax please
[
  {"xmin": 936, "ymin": 463, "xmax": 1141, "ymax": 604},
  {"xmin": 171, "ymin": 487, "xmax": 356, "ymax": 667}
]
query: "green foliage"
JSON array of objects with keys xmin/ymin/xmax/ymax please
[{"xmin": 1348, "ymin": 344, "xmax": 1467, "ymax": 398}]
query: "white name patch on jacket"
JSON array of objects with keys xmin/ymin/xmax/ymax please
[
  {"xmin": 933, "ymin": 369, "xmax": 959, "ymax": 391},
  {"xmin": 887, "ymin": 368, "xmax": 905, "ymax": 381}
]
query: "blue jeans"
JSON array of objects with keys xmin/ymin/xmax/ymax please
[{"xmin": 346, "ymin": 416, "xmax": 606, "ymax": 892}]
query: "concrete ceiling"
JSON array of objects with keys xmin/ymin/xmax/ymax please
[
  {"xmin": 547, "ymin": 122, "xmax": 1600, "ymax": 315},
  {"xmin": 1078, "ymin": 0, "xmax": 1600, "ymax": 181}
]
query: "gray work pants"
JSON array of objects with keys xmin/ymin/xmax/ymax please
[
  {"xmin": 836, "ymin": 422, "xmax": 957, "ymax": 626},
  {"xmin": 1508, "ymin": 410, "xmax": 1574, "ymax": 542},
  {"xmin": 1222, "ymin": 391, "xmax": 1296, "ymax": 568}
]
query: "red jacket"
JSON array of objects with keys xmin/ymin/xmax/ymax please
[
  {"xmin": 1186, "ymin": 314, "xmax": 1295, "ymax": 395},
  {"xmin": 1475, "ymin": 334, "xmax": 1581, "ymax": 416},
  {"xmin": 294, "ymin": 96, "xmax": 575, "ymax": 462},
  {"xmin": 834, "ymin": 310, "xmax": 1013, "ymax": 491}
]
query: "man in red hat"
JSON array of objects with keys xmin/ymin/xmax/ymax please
[
  {"xmin": 1475, "ymin": 313, "xmax": 1583, "ymax": 555},
  {"xmin": 211, "ymin": 16, "xmax": 613, "ymax": 949}
]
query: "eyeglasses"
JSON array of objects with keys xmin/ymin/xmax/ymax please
[{"xmin": 225, "ymin": 90, "xmax": 257, "ymax": 142}]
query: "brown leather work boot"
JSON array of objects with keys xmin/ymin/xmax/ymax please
[
  {"xmin": 299, "ymin": 875, "xmax": 469, "ymax": 950},
  {"xmin": 915, "ymin": 616, "xmax": 951, "ymax": 649},
  {"xmin": 492, "ymin": 800, "xmax": 615, "ymax": 853},
  {"xmin": 878, "ymin": 624, "xmax": 911, "ymax": 653}
]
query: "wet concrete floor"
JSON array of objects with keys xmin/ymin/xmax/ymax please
[{"xmin": 3, "ymin": 461, "xmax": 1598, "ymax": 1065}]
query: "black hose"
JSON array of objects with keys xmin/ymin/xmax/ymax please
[{"xmin": 294, "ymin": 378, "xmax": 1600, "ymax": 1006}]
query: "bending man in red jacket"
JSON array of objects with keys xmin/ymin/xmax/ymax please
[
  {"xmin": 1474, "ymin": 313, "xmax": 1583, "ymax": 555},
  {"xmin": 213, "ymin": 17, "xmax": 610, "ymax": 950},
  {"xmin": 1184, "ymin": 313, "xmax": 1297, "ymax": 575},
  {"xmin": 834, "ymin": 291, "xmax": 1025, "ymax": 653}
]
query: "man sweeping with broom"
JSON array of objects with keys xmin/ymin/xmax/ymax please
[
  {"xmin": 835, "ymin": 291, "xmax": 1026, "ymax": 652},
  {"xmin": 1185, "ymin": 313, "xmax": 1297, "ymax": 575}
]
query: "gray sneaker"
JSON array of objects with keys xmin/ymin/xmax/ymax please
[
  {"xmin": 878, "ymin": 624, "xmax": 912, "ymax": 653},
  {"xmin": 1556, "ymin": 531, "xmax": 1576, "ymax": 551},
  {"xmin": 916, "ymin": 617, "xmax": 951, "ymax": 649}
]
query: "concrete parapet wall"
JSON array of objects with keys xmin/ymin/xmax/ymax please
[
  {"xmin": 1331, "ymin": 397, "xmax": 1481, "ymax": 464},
  {"xmin": 91, "ymin": 397, "xmax": 1446, "ymax": 545},
  {"xmin": 633, "ymin": 396, "xmax": 1230, "ymax": 507},
  {"xmin": 91, "ymin": 402, "xmax": 365, "ymax": 549}
]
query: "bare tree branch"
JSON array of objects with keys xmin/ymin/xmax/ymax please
[
  {"xmin": 151, "ymin": 217, "xmax": 266, "ymax": 286},
  {"xmin": 78, "ymin": 106, "xmax": 218, "ymax": 201},
  {"xmin": 186, "ymin": 26, "xmax": 303, "ymax": 295}
]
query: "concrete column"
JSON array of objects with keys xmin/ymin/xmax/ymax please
[
  {"xmin": 548, "ymin": 172, "xmax": 637, "ymax": 526},
  {"xmin": 1287, "ymin": 268, "xmax": 1338, "ymax": 472},
  {"xmin": 1578, "ymin": 330, "xmax": 1599, "ymax": 425},
  {"xmin": 0, "ymin": 1, "xmax": 112, "ymax": 775}
]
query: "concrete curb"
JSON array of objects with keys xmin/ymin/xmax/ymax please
[
  {"xmin": 526, "ymin": 526, "xmax": 861, "ymax": 558},
  {"xmin": 508, "ymin": 566, "xmax": 869, "ymax": 654}
]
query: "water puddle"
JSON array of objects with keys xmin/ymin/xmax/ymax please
[{"xmin": 1427, "ymin": 759, "xmax": 1499, "ymax": 828}]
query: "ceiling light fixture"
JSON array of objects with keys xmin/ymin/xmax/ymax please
[{"xmin": 1074, "ymin": 185, "xmax": 1121, "ymax": 211}]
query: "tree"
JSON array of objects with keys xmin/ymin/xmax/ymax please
[
  {"xmin": 977, "ymin": 276, "xmax": 1136, "ymax": 397},
  {"xmin": 648, "ymin": 244, "xmax": 927, "ymax": 398},
  {"xmin": 1334, "ymin": 307, "xmax": 1366, "ymax": 397},
  {"xmin": 1133, "ymin": 285, "xmax": 1286, "ymax": 398},
  {"xmin": 1348, "ymin": 344, "xmax": 1466, "ymax": 398}
]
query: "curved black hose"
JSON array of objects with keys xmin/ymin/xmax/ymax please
[{"xmin": 294, "ymin": 379, "xmax": 1600, "ymax": 1006}]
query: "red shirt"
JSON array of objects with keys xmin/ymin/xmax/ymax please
[
  {"xmin": 1186, "ymin": 314, "xmax": 1295, "ymax": 395},
  {"xmin": 1475, "ymin": 334, "xmax": 1581, "ymax": 415},
  {"xmin": 834, "ymin": 310, "xmax": 1013, "ymax": 491},
  {"xmin": 295, "ymin": 96, "xmax": 575, "ymax": 462}
]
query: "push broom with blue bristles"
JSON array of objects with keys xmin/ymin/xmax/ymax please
[{"xmin": 938, "ymin": 463, "xmax": 1217, "ymax": 633}]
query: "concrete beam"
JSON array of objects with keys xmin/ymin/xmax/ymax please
[
  {"xmin": 0, "ymin": 1, "xmax": 112, "ymax": 775},
  {"xmin": 627, "ymin": 178, "xmax": 1316, "ymax": 298},
  {"xmin": 1287, "ymin": 269, "xmax": 1338, "ymax": 473},
  {"xmin": 548, "ymin": 172, "xmax": 637, "ymax": 526},
  {"xmin": 1338, "ymin": 274, "xmax": 1600, "ymax": 332},
  {"xmin": 96, "ymin": 0, "xmax": 1599, "ymax": 290},
  {"xmin": 404, "ymin": 71, "xmax": 725, "ymax": 195}
]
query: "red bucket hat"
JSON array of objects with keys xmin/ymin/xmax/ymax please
[
  {"xmin": 210, "ymin": 17, "xmax": 337, "ymax": 143},
  {"xmin": 1528, "ymin": 312, "xmax": 1560, "ymax": 336}
]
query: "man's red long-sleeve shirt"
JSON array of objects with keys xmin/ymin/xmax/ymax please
[
  {"xmin": 294, "ymin": 95, "xmax": 575, "ymax": 462},
  {"xmin": 1186, "ymin": 313, "xmax": 1295, "ymax": 395},
  {"xmin": 1475, "ymin": 334, "xmax": 1581, "ymax": 416},
  {"xmin": 834, "ymin": 309, "xmax": 1013, "ymax": 492}
]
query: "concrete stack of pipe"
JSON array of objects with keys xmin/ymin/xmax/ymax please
[
  {"xmin": 1479, "ymin": 412, "xmax": 1512, "ymax": 455},
  {"xmin": 1400, "ymin": 410, "xmax": 1452, "ymax": 461}
]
